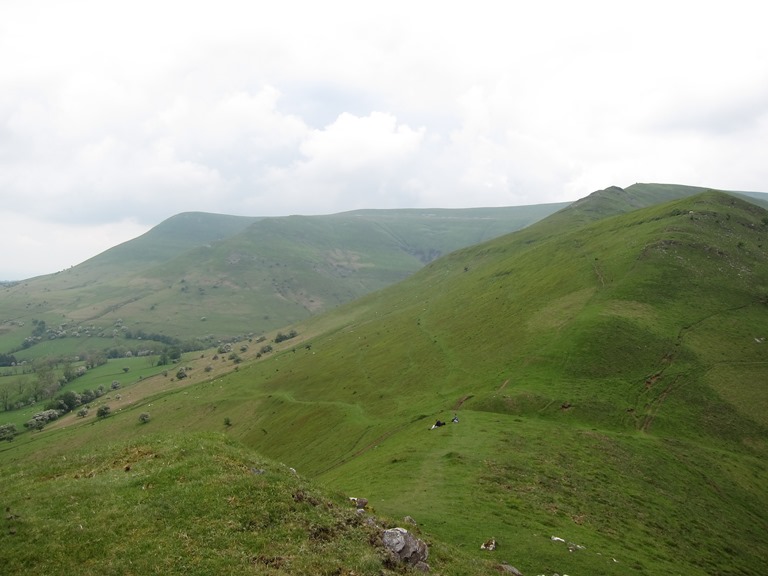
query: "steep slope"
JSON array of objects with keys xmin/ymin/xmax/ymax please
[
  {"xmin": 3, "ymin": 187, "xmax": 768, "ymax": 574},
  {"xmin": 36, "ymin": 212, "xmax": 261, "ymax": 282},
  {"xmin": 0, "ymin": 204, "xmax": 566, "ymax": 356},
  {"xmin": 227, "ymin": 189, "xmax": 768, "ymax": 454},
  {"xmin": 173, "ymin": 189, "xmax": 766, "ymax": 574}
]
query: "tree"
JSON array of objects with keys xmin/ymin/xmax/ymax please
[
  {"xmin": 84, "ymin": 351, "xmax": 107, "ymax": 369},
  {"xmin": 0, "ymin": 423, "xmax": 16, "ymax": 442},
  {"xmin": 33, "ymin": 361, "xmax": 58, "ymax": 401},
  {"xmin": 0, "ymin": 383, "xmax": 11, "ymax": 412},
  {"xmin": 97, "ymin": 405, "xmax": 111, "ymax": 419},
  {"xmin": 274, "ymin": 330, "xmax": 298, "ymax": 343},
  {"xmin": 56, "ymin": 390, "xmax": 82, "ymax": 412},
  {"xmin": 62, "ymin": 362, "xmax": 76, "ymax": 383},
  {"xmin": 15, "ymin": 376, "xmax": 28, "ymax": 397},
  {"xmin": 24, "ymin": 409, "xmax": 60, "ymax": 430}
]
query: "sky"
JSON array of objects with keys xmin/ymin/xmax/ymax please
[{"xmin": 2, "ymin": 0, "xmax": 767, "ymax": 280}]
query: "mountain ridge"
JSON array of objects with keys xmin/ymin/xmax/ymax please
[{"xmin": 2, "ymin": 184, "xmax": 767, "ymax": 575}]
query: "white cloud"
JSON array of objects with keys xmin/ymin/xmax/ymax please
[
  {"xmin": 2, "ymin": 212, "xmax": 148, "ymax": 280},
  {"xmin": 1, "ymin": 0, "xmax": 767, "ymax": 278},
  {"xmin": 257, "ymin": 111, "xmax": 425, "ymax": 213},
  {"xmin": 299, "ymin": 112, "xmax": 423, "ymax": 173}
]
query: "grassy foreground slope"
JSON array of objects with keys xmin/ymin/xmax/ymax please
[
  {"xmin": 2, "ymin": 188, "xmax": 767, "ymax": 574},
  {"xmin": 0, "ymin": 432, "xmax": 507, "ymax": 575}
]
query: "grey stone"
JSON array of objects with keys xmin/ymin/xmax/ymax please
[{"xmin": 382, "ymin": 527, "xmax": 429, "ymax": 566}]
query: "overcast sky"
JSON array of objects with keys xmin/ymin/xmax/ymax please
[{"xmin": 2, "ymin": 0, "xmax": 767, "ymax": 280}]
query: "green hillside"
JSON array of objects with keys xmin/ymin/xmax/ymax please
[
  {"xmin": 0, "ymin": 432, "xmax": 508, "ymax": 575},
  {"xmin": 0, "ymin": 204, "xmax": 566, "ymax": 360},
  {"xmin": 2, "ymin": 187, "xmax": 766, "ymax": 575}
]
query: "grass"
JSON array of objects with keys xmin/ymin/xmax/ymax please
[
  {"xmin": 1, "ymin": 188, "xmax": 768, "ymax": 574},
  {"xmin": 0, "ymin": 432, "xmax": 505, "ymax": 575},
  {"xmin": 0, "ymin": 204, "xmax": 566, "ymax": 353}
]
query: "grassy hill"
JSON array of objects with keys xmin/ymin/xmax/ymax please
[
  {"xmin": 0, "ymin": 432, "xmax": 511, "ymax": 575},
  {"xmin": 0, "ymin": 191, "xmax": 768, "ymax": 576},
  {"xmin": 0, "ymin": 204, "xmax": 566, "ymax": 361},
  {"xmin": 2, "ymin": 185, "xmax": 767, "ymax": 574}
]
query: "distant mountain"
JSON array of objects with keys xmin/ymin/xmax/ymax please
[
  {"xmin": 0, "ymin": 203, "xmax": 567, "ymax": 357},
  {"xmin": 73, "ymin": 212, "xmax": 263, "ymax": 274}
]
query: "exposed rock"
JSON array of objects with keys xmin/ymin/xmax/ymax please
[{"xmin": 382, "ymin": 527, "xmax": 429, "ymax": 568}]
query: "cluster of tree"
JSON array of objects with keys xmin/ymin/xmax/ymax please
[
  {"xmin": 0, "ymin": 422, "xmax": 16, "ymax": 441},
  {"xmin": 157, "ymin": 346, "xmax": 183, "ymax": 366},
  {"xmin": 45, "ymin": 386, "xmax": 106, "ymax": 417},
  {"xmin": 104, "ymin": 347, "xmax": 157, "ymax": 359},
  {"xmin": 24, "ymin": 409, "xmax": 61, "ymax": 431},
  {"xmin": 82, "ymin": 352, "xmax": 109, "ymax": 369},
  {"xmin": 0, "ymin": 356, "xmax": 93, "ymax": 411},
  {"xmin": 274, "ymin": 330, "xmax": 298, "ymax": 343},
  {"xmin": 16, "ymin": 319, "xmax": 196, "ymax": 355},
  {"xmin": 122, "ymin": 329, "xmax": 180, "ymax": 346},
  {"xmin": 30, "ymin": 319, "xmax": 47, "ymax": 337}
]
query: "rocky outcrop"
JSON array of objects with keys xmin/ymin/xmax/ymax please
[{"xmin": 382, "ymin": 527, "xmax": 429, "ymax": 571}]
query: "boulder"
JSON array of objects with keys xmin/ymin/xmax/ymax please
[{"xmin": 382, "ymin": 527, "xmax": 429, "ymax": 568}]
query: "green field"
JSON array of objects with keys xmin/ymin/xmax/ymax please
[{"xmin": 2, "ymin": 185, "xmax": 767, "ymax": 574}]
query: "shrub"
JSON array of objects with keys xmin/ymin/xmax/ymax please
[
  {"xmin": 0, "ymin": 423, "xmax": 17, "ymax": 442},
  {"xmin": 274, "ymin": 330, "xmax": 298, "ymax": 343},
  {"xmin": 24, "ymin": 409, "xmax": 60, "ymax": 430}
]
